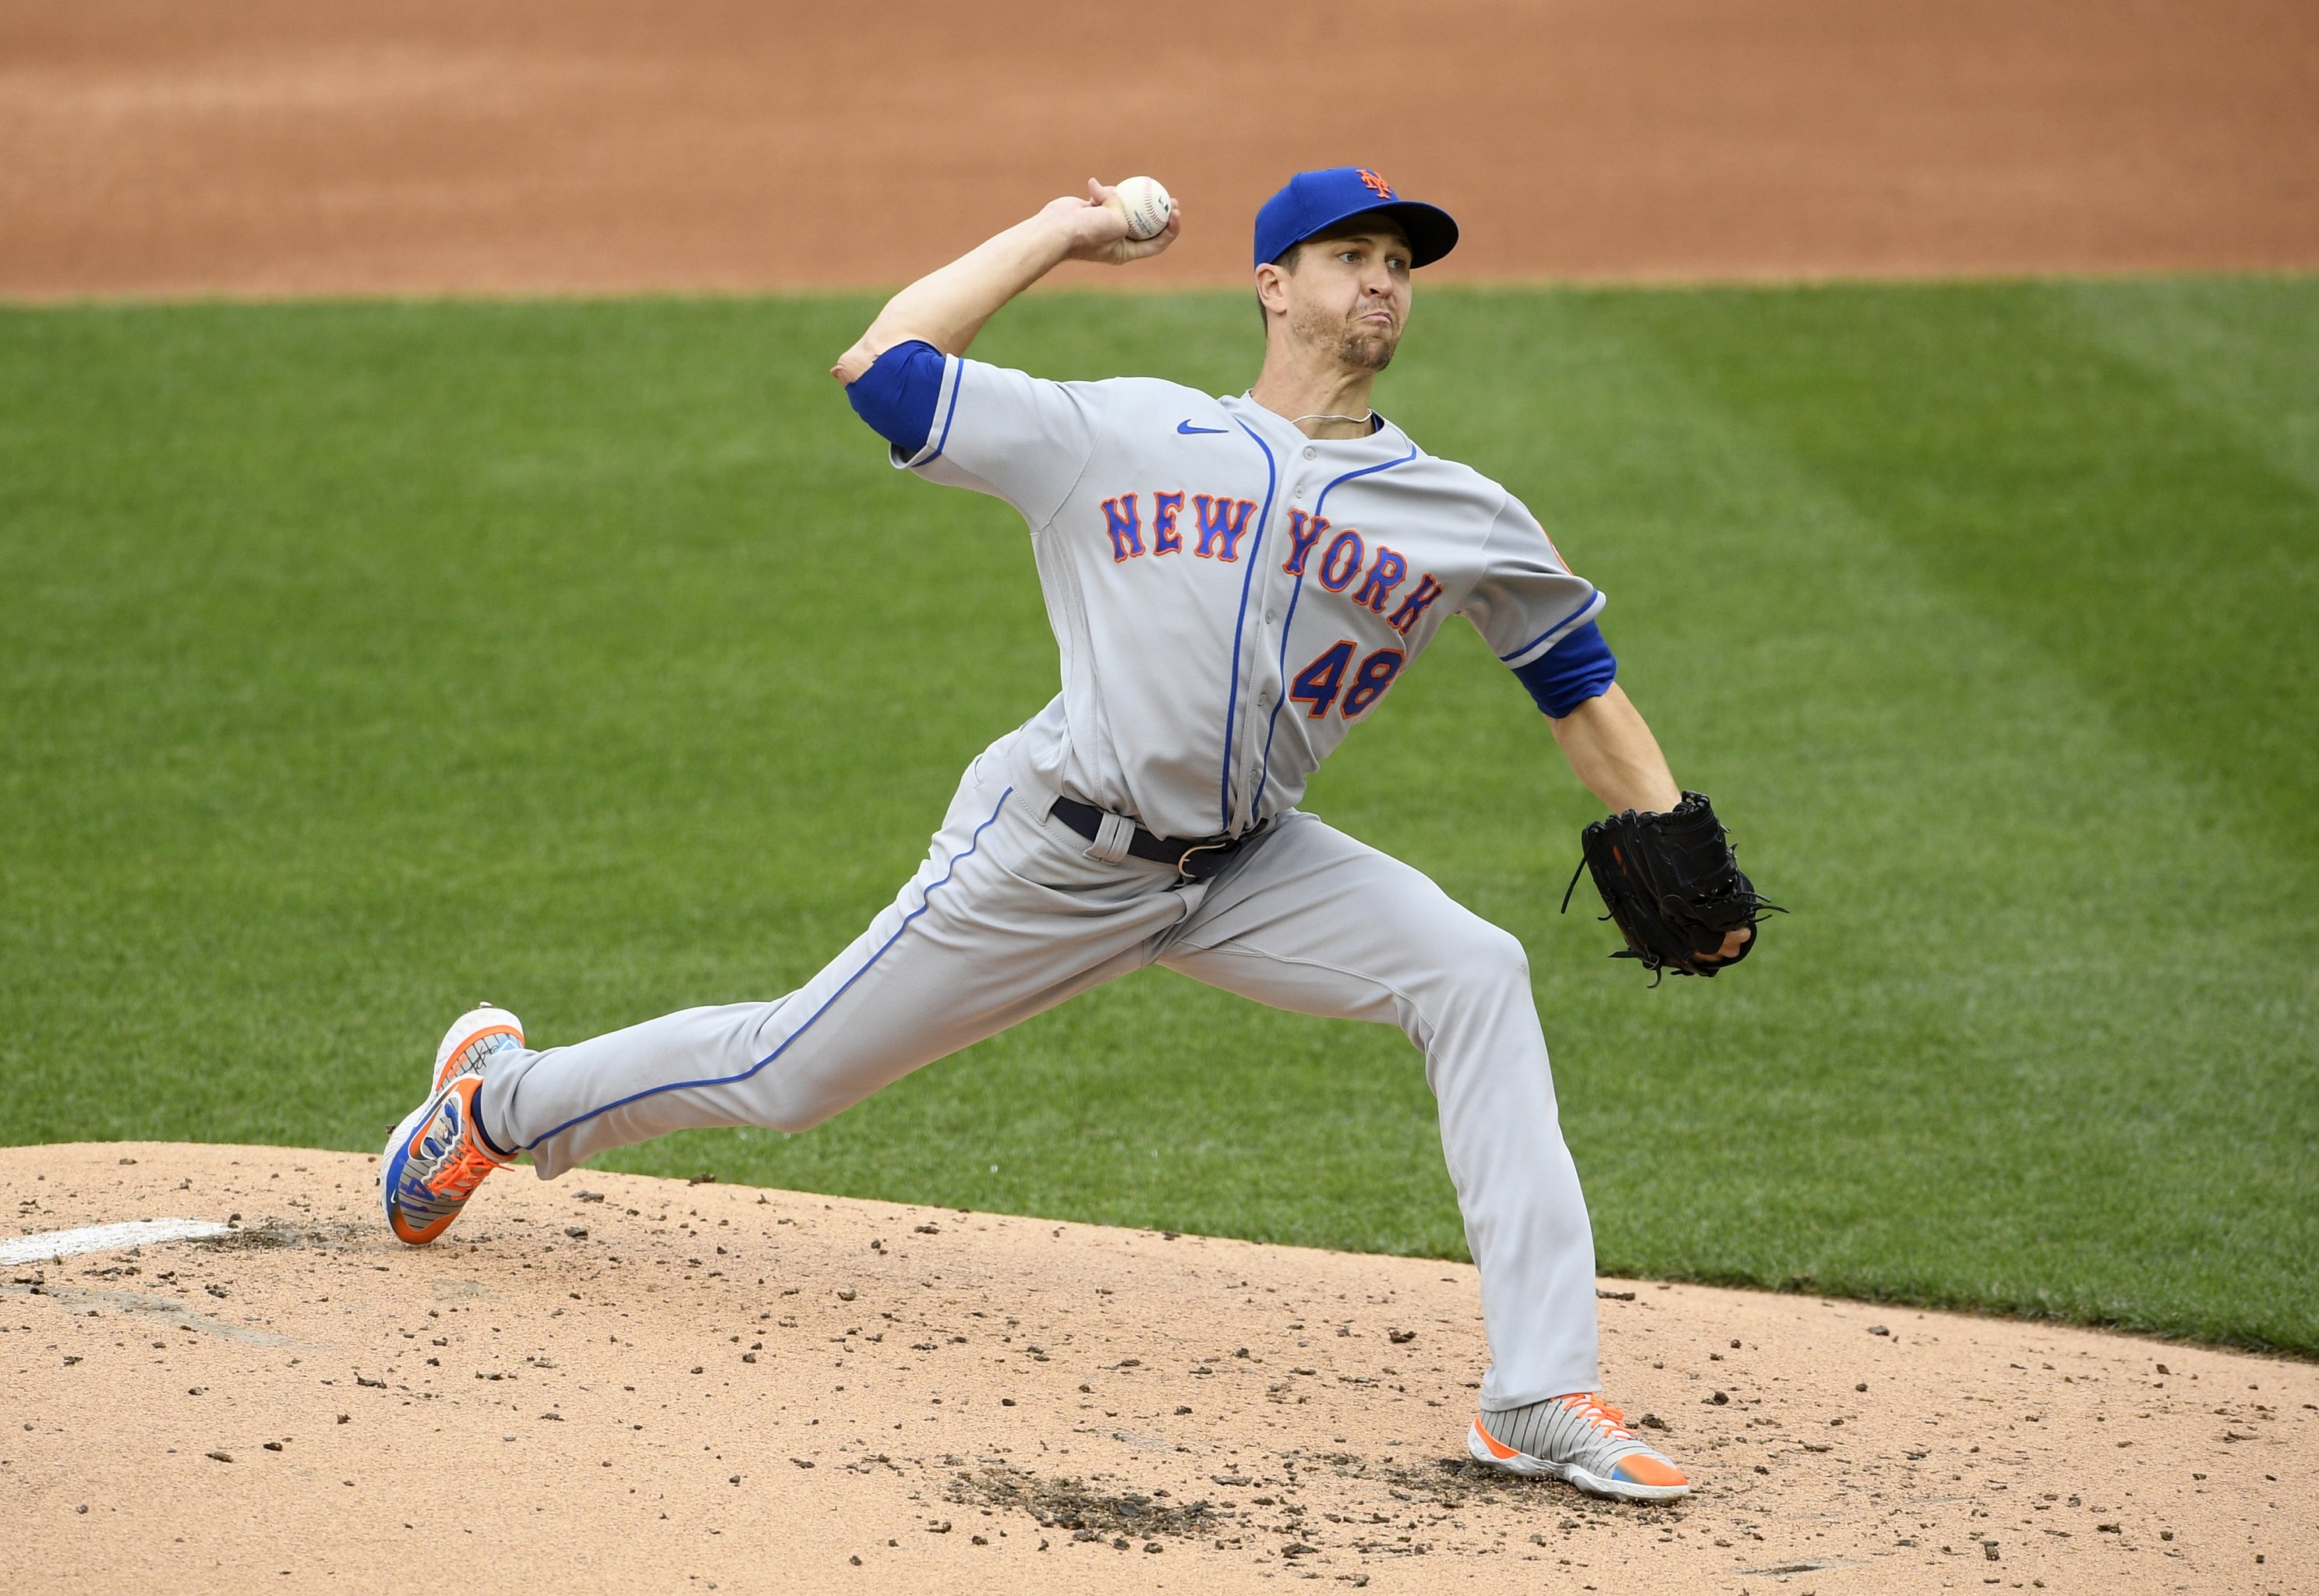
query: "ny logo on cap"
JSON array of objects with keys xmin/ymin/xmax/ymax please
[{"xmin": 1356, "ymin": 169, "xmax": 1395, "ymax": 199}]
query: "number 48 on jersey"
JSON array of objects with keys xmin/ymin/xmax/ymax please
[{"xmin": 1290, "ymin": 640, "xmax": 1407, "ymax": 722}]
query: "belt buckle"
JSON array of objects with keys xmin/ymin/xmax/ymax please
[{"xmin": 1175, "ymin": 839, "xmax": 1230, "ymax": 881}]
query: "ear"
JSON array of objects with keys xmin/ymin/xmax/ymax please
[{"xmin": 1254, "ymin": 262, "xmax": 1292, "ymax": 319}]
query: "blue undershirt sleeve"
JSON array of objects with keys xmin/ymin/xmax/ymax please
[
  {"xmin": 1511, "ymin": 620, "xmax": 1617, "ymax": 718},
  {"xmin": 845, "ymin": 339, "xmax": 947, "ymax": 456}
]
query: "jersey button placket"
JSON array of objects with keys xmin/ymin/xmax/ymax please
[{"xmin": 1236, "ymin": 496, "xmax": 1291, "ymax": 832}]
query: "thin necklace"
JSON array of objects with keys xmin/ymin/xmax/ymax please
[{"xmin": 1289, "ymin": 410, "xmax": 1375, "ymax": 429}]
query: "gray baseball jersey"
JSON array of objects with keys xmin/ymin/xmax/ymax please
[{"xmin": 899, "ymin": 358, "xmax": 1604, "ymax": 839}]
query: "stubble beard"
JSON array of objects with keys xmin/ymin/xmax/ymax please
[
  {"xmin": 1292, "ymin": 299, "xmax": 1400, "ymax": 373},
  {"xmin": 1338, "ymin": 324, "xmax": 1398, "ymax": 372}
]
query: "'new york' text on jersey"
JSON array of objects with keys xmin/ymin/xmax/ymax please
[{"xmin": 896, "ymin": 357, "xmax": 1603, "ymax": 840}]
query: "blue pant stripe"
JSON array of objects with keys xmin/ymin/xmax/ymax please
[{"xmin": 519, "ymin": 786, "xmax": 1016, "ymax": 1152}]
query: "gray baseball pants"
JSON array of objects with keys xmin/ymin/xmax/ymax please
[{"xmin": 479, "ymin": 729, "xmax": 1602, "ymax": 1408}]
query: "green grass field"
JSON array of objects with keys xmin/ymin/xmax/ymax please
[{"xmin": 3, "ymin": 278, "xmax": 2314, "ymax": 1354}]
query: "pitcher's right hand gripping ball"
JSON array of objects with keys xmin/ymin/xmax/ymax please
[
  {"xmin": 1109, "ymin": 175, "xmax": 1173, "ymax": 240},
  {"xmin": 1054, "ymin": 177, "xmax": 1180, "ymax": 265},
  {"xmin": 1566, "ymin": 792, "xmax": 1783, "ymax": 980}
]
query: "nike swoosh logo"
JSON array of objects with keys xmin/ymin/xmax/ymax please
[{"xmin": 1177, "ymin": 420, "xmax": 1228, "ymax": 435}]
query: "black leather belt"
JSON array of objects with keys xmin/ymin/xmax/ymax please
[{"xmin": 1048, "ymin": 796, "xmax": 1269, "ymax": 881}]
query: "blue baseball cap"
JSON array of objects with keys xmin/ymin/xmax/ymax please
[{"xmin": 1253, "ymin": 168, "xmax": 1458, "ymax": 270}]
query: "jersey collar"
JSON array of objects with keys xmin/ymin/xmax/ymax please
[{"xmin": 1221, "ymin": 393, "xmax": 1410, "ymax": 457}]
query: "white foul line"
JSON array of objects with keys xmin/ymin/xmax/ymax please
[{"xmin": 0, "ymin": 1217, "xmax": 235, "ymax": 1267}]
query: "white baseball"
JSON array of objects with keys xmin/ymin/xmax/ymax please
[{"xmin": 1111, "ymin": 175, "xmax": 1173, "ymax": 242}]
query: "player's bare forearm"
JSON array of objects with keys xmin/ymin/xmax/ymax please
[
  {"xmin": 832, "ymin": 182, "xmax": 1180, "ymax": 385},
  {"xmin": 1547, "ymin": 685, "xmax": 1683, "ymax": 815},
  {"xmin": 830, "ymin": 211, "xmax": 1073, "ymax": 383}
]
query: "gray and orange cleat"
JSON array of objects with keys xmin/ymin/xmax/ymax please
[
  {"xmin": 381, "ymin": 1005, "xmax": 525, "ymax": 1246},
  {"xmin": 430, "ymin": 1001, "xmax": 525, "ymax": 1094},
  {"xmin": 1468, "ymin": 1392, "xmax": 1691, "ymax": 1502}
]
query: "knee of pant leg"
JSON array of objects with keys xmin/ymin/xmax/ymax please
[
  {"xmin": 747, "ymin": 1076, "xmax": 839, "ymax": 1137},
  {"xmin": 757, "ymin": 1094, "xmax": 833, "ymax": 1136},
  {"xmin": 1451, "ymin": 920, "xmax": 1532, "ymax": 994},
  {"xmin": 1407, "ymin": 918, "xmax": 1532, "ymax": 1035}
]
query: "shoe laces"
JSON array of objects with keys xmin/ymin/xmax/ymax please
[
  {"xmin": 436, "ymin": 1144, "xmax": 497, "ymax": 1199},
  {"xmin": 1555, "ymin": 1392, "xmax": 1634, "ymax": 1439},
  {"xmin": 418, "ymin": 1096, "xmax": 500, "ymax": 1193}
]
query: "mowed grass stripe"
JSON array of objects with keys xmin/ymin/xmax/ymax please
[{"xmin": 0, "ymin": 284, "xmax": 2311, "ymax": 1354}]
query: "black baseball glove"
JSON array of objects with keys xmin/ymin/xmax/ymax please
[{"xmin": 1561, "ymin": 791, "xmax": 1782, "ymax": 982}]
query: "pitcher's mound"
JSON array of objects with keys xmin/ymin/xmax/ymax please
[{"xmin": 2, "ymin": 1143, "xmax": 2307, "ymax": 1593}]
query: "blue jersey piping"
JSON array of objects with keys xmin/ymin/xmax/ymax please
[
  {"xmin": 1217, "ymin": 419, "xmax": 1280, "ymax": 833},
  {"xmin": 1495, "ymin": 584, "xmax": 1602, "ymax": 666},
  {"xmin": 1250, "ymin": 440, "xmax": 1422, "ymax": 815},
  {"xmin": 521, "ymin": 786, "xmax": 1013, "ymax": 1152},
  {"xmin": 921, "ymin": 356, "xmax": 967, "ymax": 464}
]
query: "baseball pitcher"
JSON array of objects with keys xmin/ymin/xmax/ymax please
[{"xmin": 381, "ymin": 168, "xmax": 1773, "ymax": 1502}]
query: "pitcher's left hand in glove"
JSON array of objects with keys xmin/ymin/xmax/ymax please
[{"xmin": 1564, "ymin": 791, "xmax": 1782, "ymax": 980}]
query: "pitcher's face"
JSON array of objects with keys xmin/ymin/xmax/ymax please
[{"xmin": 1270, "ymin": 219, "xmax": 1414, "ymax": 372}]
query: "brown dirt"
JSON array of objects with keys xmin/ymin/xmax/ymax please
[
  {"xmin": 2, "ymin": 0, "xmax": 2314, "ymax": 299},
  {"xmin": 3, "ymin": 1143, "xmax": 2310, "ymax": 1593}
]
